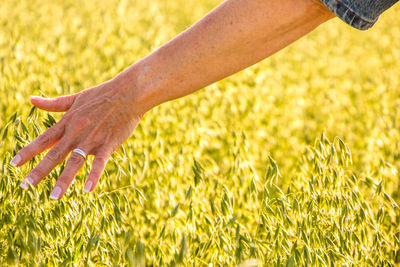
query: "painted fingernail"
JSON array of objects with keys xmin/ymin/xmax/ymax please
[
  {"xmin": 10, "ymin": 155, "xmax": 21, "ymax": 167},
  {"xmin": 20, "ymin": 177, "xmax": 34, "ymax": 189},
  {"xmin": 49, "ymin": 186, "xmax": 62, "ymax": 200},
  {"xmin": 84, "ymin": 181, "xmax": 93, "ymax": 193}
]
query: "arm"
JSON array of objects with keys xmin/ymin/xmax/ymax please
[
  {"xmin": 122, "ymin": 0, "xmax": 334, "ymax": 113},
  {"xmin": 12, "ymin": 0, "xmax": 334, "ymax": 200}
]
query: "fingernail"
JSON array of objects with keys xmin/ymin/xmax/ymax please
[
  {"xmin": 30, "ymin": 95, "xmax": 45, "ymax": 101},
  {"xmin": 49, "ymin": 186, "xmax": 62, "ymax": 200},
  {"xmin": 20, "ymin": 177, "xmax": 34, "ymax": 189},
  {"xmin": 84, "ymin": 181, "xmax": 93, "ymax": 193},
  {"xmin": 10, "ymin": 155, "xmax": 21, "ymax": 167}
]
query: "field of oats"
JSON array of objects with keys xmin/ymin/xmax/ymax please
[{"xmin": 1, "ymin": 0, "xmax": 400, "ymax": 265}]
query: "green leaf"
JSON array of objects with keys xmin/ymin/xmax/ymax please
[{"xmin": 171, "ymin": 204, "xmax": 180, "ymax": 218}]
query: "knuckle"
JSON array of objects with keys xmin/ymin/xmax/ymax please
[
  {"xmin": 69, "ymin": 153, "xmax": 84, "ymax": 165},
  {"xmin": 46, "ymin": 149, "xmax": 63, "ymax": 162},
  {"xmin": 30, "ymin": 168, "xmax": 45, "ymax": 180},
  {"xmin": 17, "ymin": 146, "xmax": 29, "ymax": 158},
  {"xmin": 55, "ymin": 180, "xmax": 68, "ymax": 189},
  {"xmin": 96, "ymin": 155, "xmax": 109, "ymax": 164},
  {"xmin": 36, "ymin": 133, "xmax": 51, "ymax": 146},
  {"xmin": 97, "ymin": 156, "xmax": 107, "ymax": 162},
  {"xmin": 90, "ymin": 169, "xmax": 101, "ymax": 179}
]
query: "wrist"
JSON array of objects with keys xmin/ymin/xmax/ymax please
[
  {"xmin": 110, "ymin": 56, "xmax": 168, "ymax": 115},
  {"xmin": 108, "ymin": 66, "xmax": 156, "ymax": 116}
]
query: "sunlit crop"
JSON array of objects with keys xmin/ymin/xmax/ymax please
[{"xmin": 1, "ymin": 0, "xmax": 400, "ymax": 265}]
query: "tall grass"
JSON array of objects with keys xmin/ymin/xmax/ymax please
[{"xmin": 0, "ymin": 0, "xmax": 399, "ymax": 265}]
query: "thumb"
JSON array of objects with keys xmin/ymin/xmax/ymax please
[{"xmin": 30, "ymin": 94, "xmax": 78, "ymax": 112}]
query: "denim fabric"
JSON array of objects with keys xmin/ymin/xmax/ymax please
[{"xmin": 320, "ymin": 0, "xmax": 398, "ymax": 30}]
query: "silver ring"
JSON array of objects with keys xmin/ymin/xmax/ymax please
[{"xmin": 72, "ymin": 148, "xmax": 87, "ymax": 159}]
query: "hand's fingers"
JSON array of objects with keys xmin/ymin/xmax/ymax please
[
  {"xmin": 30, "ymin": 94, "xmax": 77, "ymax": 112},
  {"xmin": 19, "ymin": 140, "xmax": 70, "ymax": 189},
  {"xmin": 11, "ymin": 124, "xmax": 64, "ymax": 167},
  {"xmin": 49, "ymin": 150, "xmax": 87, "ymax": 200},
  {"xmin": 84, "ymin": 151, "xmax": 110, "ymax": 193}
]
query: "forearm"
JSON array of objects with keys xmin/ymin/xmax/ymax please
[{"xmin": 115, "ymin": 0, "xmax": 334, "ymax": 113}]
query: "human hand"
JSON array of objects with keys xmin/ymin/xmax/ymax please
[{"xmin": 10, "ymin": 79, "xmax": 143, "ymax": 200}]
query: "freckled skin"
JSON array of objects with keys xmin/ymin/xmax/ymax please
[{"xmin": 13, "ymin": 0, "xmax": 334, "ymax": 199}]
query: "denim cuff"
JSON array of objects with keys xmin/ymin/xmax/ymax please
[{"xmin": 320, "ymin": 0, "xmax": 398, "ymax": 30}]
